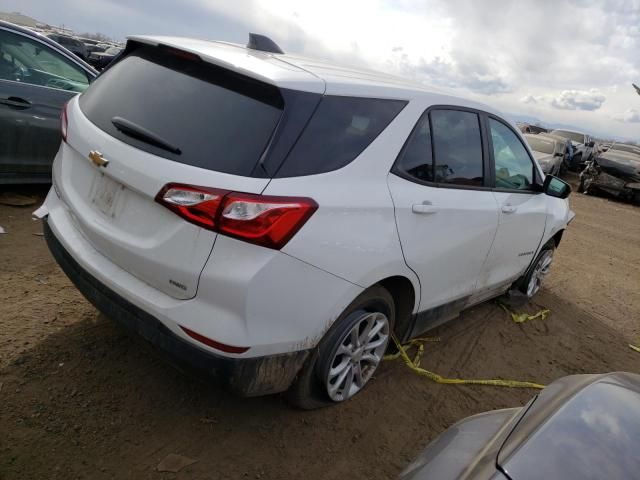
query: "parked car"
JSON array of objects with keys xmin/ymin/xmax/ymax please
[
  {"xmin": 579, "ymin": 143, "xmax": 640, "ymax": 202},
  {"xmin": 549, "ymin": 129, "xmax": 595, "ymax": 170},
  {"xmin": 35, "ymin": 34, "xmax": 573, "ymax": 408},
  {"xmin": 84, "ymin": 43, "xmax": 107, "ymax": 55},
  {"xmin": 538, "ymin": 132, "xmax": 574, "ymax": 167},
  {"xmin": 0, "ymin": 20, "xmax": 97, "ymax": 184},
  {"xmin": 87, "ymin": 45, "xmax": 122, "ymax": 70},
  {"xmin": 400, "ymin": 372, "xmax": 640, "ymax": 479},
  {"xmin": 45, "ymin": 32, "xmax": 88, "ymax": 60},
  {"xmin": 523, "ymin": 133, "xmax": 566, "ymax": 175}
]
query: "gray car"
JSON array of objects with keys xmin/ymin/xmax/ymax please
[
  {"xmin": 0, "ymin": 21, "xmax": 97, "ymax": 184},
  {"xmin": 524, "ymin": 133, "xmax": 565, "ymax": 175},
  {"xmin": 401, "ymin": 372, "xmax": 640, "ymax": 479}
]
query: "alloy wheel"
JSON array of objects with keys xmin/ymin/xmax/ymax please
[
  {"xmin": 527, "ymin": 250, "xmax": 554, "ymax": 297},
  {"xmin": 325, "ymin": 311, "xmax": 389, "ymax": 402}
]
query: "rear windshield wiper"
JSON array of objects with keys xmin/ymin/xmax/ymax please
[{"xmin": 111, "ymin": 116, "xmax": 181, "ymax": 155}]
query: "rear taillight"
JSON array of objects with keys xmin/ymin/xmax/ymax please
[
  {"xmin": 61, "ymin": 102, "xmax": 69, "ymax": 142},
  {"xmin": 155, "ymin": 184, "xmax": 317, "ymax": 250}
]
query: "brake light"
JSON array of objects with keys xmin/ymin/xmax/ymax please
[
  {"xmin": 155, "ymin": 184, "xmax": 317, "ymax": 250},
  {"xmin": 156, "ymin": 184, "xmax": 228, "ymax": 230},
  {"xmin": 61, "ymin": 102, "xmax": 69, "ymax": 142}
]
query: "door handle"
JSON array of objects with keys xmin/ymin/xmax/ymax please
[
  {"xmin": 501, "ymin": 205, "xmax": 517, "ymax": 214},
  {"xmin": 0, "ymin": 96, "xmax": 32, "ymax": 109},
  {"xmin": 412, "ymin": 202, "xmax": 438, "ymax": 214}
]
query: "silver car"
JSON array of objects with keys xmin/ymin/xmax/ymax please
[{"xmin": 524, "ymin": 134, "xmax": 566, "ymax": 175}]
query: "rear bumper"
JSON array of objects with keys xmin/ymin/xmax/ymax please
[{"xmin": 43, "ymin": 217, "xmax": 310, "ymax": 396}]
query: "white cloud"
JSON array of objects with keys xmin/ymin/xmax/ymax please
[
  {"xmin": 551, "ymin": 89, "xmax": 607, "ymax": 111},
  {"xmin": 5, "ymin": 0, "xmax": 640, "ymax": 139},
  {"xmin": 613, "ymin": 109, "xmax": 640, "ymax": 123}
]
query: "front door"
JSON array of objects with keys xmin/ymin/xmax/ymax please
[
  {"xmin": 388, "ymin": 108, "xmax": 500, "ymax": 326},
  {"xmin": 478, "ymin": 117, "xmax": 548, "ymax": 291}
]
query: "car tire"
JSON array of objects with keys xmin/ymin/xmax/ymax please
[
  {"xmin": 515, "ymin": 243, "xmax": 555, "ymax": 299},
  {"xmin": 578, "ymin": 175, "xmax": 592, "ymax": 194},
  {"xmin": 286, "ymin": 286, "xmax": 395, "ymax": 410}
]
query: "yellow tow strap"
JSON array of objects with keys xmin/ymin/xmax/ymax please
[
  {"xmin": 384, "ymin": 334, "xmax": 545, "ymax": 390},
  {"xmin": 630, "ymin": 344, "xmax": 640, "ymax": 354},
  {"xmin": 497, "ymin": 301, "xmax": 550, "ymax": 324}
]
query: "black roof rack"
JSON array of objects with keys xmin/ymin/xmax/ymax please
[{"xmin": 247, "ymin": 33, "xmax": 284, "ymax": 54}]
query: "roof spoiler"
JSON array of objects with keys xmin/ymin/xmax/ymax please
[{"xmin": 247, "ymin": 33, "xmax": 284, "ymax": 54}]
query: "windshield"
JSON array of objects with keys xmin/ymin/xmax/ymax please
[
  {"xmin": 0, "ymin": 29, "xmax": 89, "ymax": 92},
  {"xmin": 526, "ymin": 136, "xmax": 555, "ymax": 154},
  {"xmin": 551, "ymin": 130, "xmax": 585, "ymax": 144}
]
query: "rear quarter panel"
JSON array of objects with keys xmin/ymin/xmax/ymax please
[{"xmin": 263, "ymin": 99, "xmax": 425, "ymax": 311}]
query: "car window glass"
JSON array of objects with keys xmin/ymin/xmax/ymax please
[
  {"xmin": 277, "ymin": 96, "xmax": 406, "ymax": 177},
  {"xmin": 490, "ymin": 118, "xmax": 534, "ymax": 190},
  {"xmin": 0, "ymin": 29, "xmax": 89, "ymax": 92},
  {"xmin": 431, "ymin": 109, "xmax": 483, "ymax": 186},
  {"xmin": 393, "ymin": 113, "xmax": 434, "ymax": 182}
]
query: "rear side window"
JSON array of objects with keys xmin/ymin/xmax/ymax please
[
  {"xmin": 394, "ymin": 108, "xmax": 484, "ymax": 187},
  {"xmin": 80, "ymin": 46, "xmax": 284, "ymax": 176},
  {"xmin": 431, "ymin": 110, "xmax": 483, "ymax": 186},
  {"xmin": 393, "ymin": 114, "xmax": 434, "ymax": 182},
  {"xmin": 276, "ymin": 96, "xmax": 406, "ymax": 177}
]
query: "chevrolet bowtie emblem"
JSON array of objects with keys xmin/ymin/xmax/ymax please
[{"xmin": 88, "ymin": 150, "xmax": 108, "ymax": 168}]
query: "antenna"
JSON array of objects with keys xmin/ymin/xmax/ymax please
[{"xmin": 247, "ymin": 33, "xmax": 284, "ymax": 54}]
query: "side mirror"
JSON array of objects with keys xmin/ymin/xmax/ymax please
[
  {"xmin": 587, "ymin": 141, "xmax": 595, "ymax": 148},
  {"xmin": 543, "ymin": 175, "xmax": 571, "ymax": 199}
]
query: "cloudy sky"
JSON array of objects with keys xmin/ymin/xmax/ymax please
[{"xmin": 7, "ymin": 0, "xmax": 640, "ymax": 140}]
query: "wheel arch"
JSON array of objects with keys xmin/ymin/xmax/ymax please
[{"xmin": 373, "ymin": 275, "xmax": 418, "ymax": 342}]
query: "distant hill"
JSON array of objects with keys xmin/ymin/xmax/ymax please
[{"xmin": 0, "ymin": 11, "xmax": 48, "ymax": 28}]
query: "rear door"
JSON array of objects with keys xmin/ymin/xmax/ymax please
[
  {"xmin": 58, "ymin": 45, "xmax": 288, "ymax": 299},
  {"xmin": 478, "ymin": 117, "xmax": 547, "ymax": 290},
  {"xmin": 388, "ymin": 107, "xmax": 500, "ymax": 322},
  {"xmin": 0, "ymin": 26, "xmax": 91, "ymax": 180}
]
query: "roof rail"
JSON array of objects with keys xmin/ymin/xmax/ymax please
[{"xmin": 247, "ymin": 33, "xmax": 284, "ymax": 54}]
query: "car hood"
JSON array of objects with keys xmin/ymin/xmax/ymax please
[
  {"xmin": 531, "ymin": 151, "xmax": 553, "ymax": 163},
  {"xmin": 498, "ymin": 372, "xmax": 640, "ymax": 480}
]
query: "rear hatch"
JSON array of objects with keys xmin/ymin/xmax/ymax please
[{"xmin": 57, "ymin": 43, "xmax": 289, "ymax": 299}]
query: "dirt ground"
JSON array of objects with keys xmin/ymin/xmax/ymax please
[{"xmin": 1, "ymin": 177, "xmax": 639, "ymax": 480}]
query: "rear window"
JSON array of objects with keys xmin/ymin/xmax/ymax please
[
  {"xmin": 275, "ymin": 96, "xmax": 406, "ymax": 177},
  {"xmin": 79, "ymin": 46, "xmax": 284, "ymax": 176}
]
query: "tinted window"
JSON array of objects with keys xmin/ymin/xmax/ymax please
[
  {"xmin": 276, "ymin": 96, "xmax": 406, "ymax": 177},
  {"xmin": 80, "ymin": 46, "xmax": 284, "ymax": 176},
  {"xmin": 490, "ymin": 119, "xmax": 534, "ymax": 190},
  {"xmin": 0, "ymin": 29, "xmax": 89, "ymax": 92},
  {"xmin": 393, "ymin": 113, "xmax": 434, "ymax": 182},
  {"xmin": 431, "ymin": 109, "xmax": 484, "ymax": 186}
]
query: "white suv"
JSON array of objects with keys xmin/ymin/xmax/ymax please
[{"xmin": 36, "ymin": 34, "xmax": 574, "ymax": 408}]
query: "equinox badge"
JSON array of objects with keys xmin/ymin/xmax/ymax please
[{"xmin": 88, "ymin": 150, "xmax": 109, "ymax": 168}]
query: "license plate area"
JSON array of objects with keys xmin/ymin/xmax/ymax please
[{"xmin": 90, "ymin": 172, "xmax": 125, "ymax": 218}]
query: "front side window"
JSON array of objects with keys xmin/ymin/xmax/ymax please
[
  {"xmin": 490, "ymin": 118, "xmax": 535, "ymax": 190},
  {"xmin": 431, "ymin": 109, "xmax": 484, "ymax": 186},
  {"xmin": 0, "ymin": 29, "xmax": 89, "ymax": 92}
]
